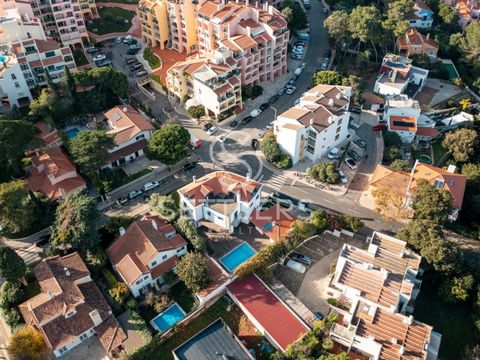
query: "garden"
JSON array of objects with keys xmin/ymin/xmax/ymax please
[
  {"xmin": 143, "ymin": 48, "xmax": 161, "ymax": 69},
  {"xmin": 86, "ymin": 7, "xmax": 135, "ymax": 35},
  {"xmin": 92, "ymin": 168, "xmax": 152, "ymax": 193}
]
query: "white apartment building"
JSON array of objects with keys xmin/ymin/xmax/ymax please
[
  {"xmin": 177, "ymin": 171, "xmax": 263, "ymax": 234},
  {"xmin": 0, "ymin": 54, "xmax": 32, "ymax": 107},
  {"xmin": 408, "ymin": 0, "xmax": 434, "ymax": 28},
  {"xmin": 274, "ymin": 84, "xmax": 352, "ymax": 164}
]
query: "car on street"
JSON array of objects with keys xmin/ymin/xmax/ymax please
[
  {"xmin": 143, "ymin": 181, "xmax": 160, "ymax": 192},
  {"xmin": 241, "ymin": 116, "xmax": 253, "ymax": 125},
  {"xmin": 257, "ymin": 129, "xmax": 267, "ymax": 138},
  {"xmin": 128, "ymin": 189, "xmax": 143, "ymax": 200},
  {"xmin": 344, "ymin": 158, "xmax": 357, "ymax": 170},
  {"xmin": 277, "ymin": 87, "xmax": 286, "ymax": 96},
  {"xmin": 350, "ymin": 105, "xmax": 362, "ymax": 114},
  {"xmin": 347, "ymin": 149, "xmax": 361, "ymax": 161},
  {"xmin": 372, "ymin": 124, "xmax": 387, "ymax": 132},
  {"xmin": 314, "ymin": 312, "xmax": 325, "ymax": 320},
  {"xmin": 298, "ymin": 33, "xmax": 310, "ymax": 41},
  {"xmin": 251, "ymin": 138, "xmax": 258, "ymax": 149},
  {"xmin": 266, "ymin": 121, "xmax": 275, "ymax": 130},
  {"xmin": 136, "ymin": 70, "xmax": 148, "ymax": 77},
  {"xmin": 202, "ymin": 122, "xmax": 213, "ymax": 131},
  {"xmin": 286, "ymin": 85, "xmax": 296, "ymax": 95},
  {"xmin": 207, "ymin": 126, "xmax": 217, "ymax": 135},
  {"xmin": 301, "ymin": 62, "xmax": 307, "ymax": 69},
  {"xmin": 229, "ymin": 120, "xmax": 238, "ymax": 128},
  {"xmin": 93, "ymin": 54, "xmax": 106, "ymax": 62},
  {"xmin": 339, "ymin": 170, "xmax": 348, "ymax": 184},
  {"xmin": 288, "ymin": 78, "xmax": 296, "ymax": 86},
  {"xmin": 259, "ymin": 103, "xmax": 270, "ymax": 111},
  {"xmin": 327, "ymin": 147, "xmax": 340, "ymax": 159},
  {"xmin": 353, "ymin": 138, "xmax": 367, "ymax": 149},
  {"xmin": 218, "ymin": 134, "xmax": 227, "ymax": 143},
  {"xmin": 86, "ymin": 47, "xmax": 97, "ymax": 54},
  {"xmin": 294, "ymin": 41, "xmax": 305, "ymax": 47},
  {"xmin": 291, "ymin": 53, "xmax": 302, "ymax": 60},
  {"xmin": 183, "ymin": 162, "xmax": 198, "ymax": 171},
  {"xmin": 320, "ymin": 61, "xmax": 329, "ymax": 70},
  {"xmin": 290, "ymin": 252, "xmax": 312, "ymax": 265},
  {"xmin": 116, "ymin": 196, "xmax": 128, "ymax": 206},
  {"xmin": 250, "ymin": 108, "xmax": 261, "ymax": 117},
  {"xmin": 190, "ymin": 136, "xmax": 202, "ymax": 149},
  {"xmin": 269, "ymin": 95, "xmax": 279, "ymax": 104},
  {"xmin": 285, "ymin": 259, "xmax": 306, "ymax": 273}
]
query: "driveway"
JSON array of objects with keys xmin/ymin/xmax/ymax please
[{"xmin": 61, "ymin": 337, "xmax": 108, "ymax": 360}]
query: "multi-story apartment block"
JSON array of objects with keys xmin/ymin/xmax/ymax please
[
  {"xmin": 137, "ymin": 0, "xmax": 170, "ymax": 50},
  {"xmin": 167, "ymin": 52, "xmax": 242, "ymax": 121},
  {"xmin": 274, "ymin": 84, "xmax": 352, "ymax": 164},
  {"xmin": 28, "ymin": 0, "xmax": 96, "ymax": 47}
]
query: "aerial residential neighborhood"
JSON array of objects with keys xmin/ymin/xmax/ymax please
[{"xmin": 0, "ymin": 0, "xmax": 479, "ymax": 358}]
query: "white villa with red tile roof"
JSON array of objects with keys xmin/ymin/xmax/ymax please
[
  {"xmin": 325, "ymin": 232, "xmax": 442, "ymax": 360},
  {"xmin": 19, "ymin": 253, "xmax": 126, "ymax": 358},
  {"xmin": 102, "ymin": 105, "xmax": 155, "ymax": 169},
  {"xmin": 397, "ymin": 28, "xmax": 439, "ymax": 59},
  {"xmin": 274, "ymin": 84, "xmax": 352, "ymax": 164},
  {"xmin": 177, "ymin": 171, "xmax": 263, "ymax": 234},
  {"xmin": 107, "ymin": 215, "xmax": 188, "ymax": 297}
]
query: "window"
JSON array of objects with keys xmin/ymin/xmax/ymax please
[
  {"xmin": 25, "ymin": 45, "xmax": 36, "ymax": 53},
  {"xmin": 151, "ymin": 260, "xmax": 157, "ymax": 267},
  {"xmin": 58, "ymin": 347, "xmax": 68, "ymax": 354},
  {"xmin": 433, "ymin": 179, "xmax": 444, "ymax": 189},
  {"xmin": 45, "ymin": 51, "xmax": 56, "ymax": 58},
  {"xmin": 14, "ymin": 82, "xmax": 20, "ymax": 88},
  {"xmin": 335, "ymin": 133, "xmax": 340, "ymax": 141},
  {"xmin": 176, "ymin": 246, "xmax": 184, "ymax": 253},
  {"xmin": 162, "ymin": 254, "xmax": 167, "ymax": 260},
  {"xmin": 135, "ymin": 134, "xmax": 145, "ymax": 141},
  {"xmin": 79, "ymin": 333, "xmax": 88, "ymax": 342},
  {"xmin": 11, "ymin": 74, "xmax": 16, "ymax": 80},
  {"xmin": 336, "ymin": 126, "xmax": 341, "ymax": 134}
]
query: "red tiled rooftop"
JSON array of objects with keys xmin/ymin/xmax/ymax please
[
  {"xmin": 250, "ymin": 205, "xmax": 297, "ymax": 242},
  {"xmin": 227, "ymin": 275, "xmax": 309, "ymax": 352}
]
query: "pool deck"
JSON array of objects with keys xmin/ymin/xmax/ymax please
[{"xmin": 150, "ymin": 302, "xmax": 187, "ymax": 333}]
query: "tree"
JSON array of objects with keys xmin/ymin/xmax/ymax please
[
  {"xmin": 260, "ymin": 132, "xmax": 292, "ymax": 169},
  {"xmin": 154, "ymin": 295, "xmax": 171, "ymax": 313},
  {"xmin": 285, "ymin": 220, "xmax": 316, "ymax": 249},
  {"xmin": 103, "ymin": 216, "xmax": 134, "ymax": 238},
  {"xmin": 149, "ymin": 193, "xmax": 179, "ymax": 222},
  {"xmin": 348, "ymin": 6, "xmax": 382, "ymax": 61},
  {"xmin": 312, "ymin": 71, "xmax": 345, "ymax": 86},
  {"xmin": 50, "ymin": 192, "xmax": 100, "ymax": 251},
  {"xmin": 462, "ymin": 163, "xmax": 480, "ymax": 186},
  {"xmin": 281, "ymin": 6, "xmax": 293, "ymax": 22},
  {"xmin": 187, "ymin": 105, "xmax": 205, "ymax": 120},
  {"xmin": 281, "ymin": 0, "xmax": 307, "ymax": 30},
  {"xmin": 0, "ymin": 120, "xmax": 38, "ymax": 181},
  {"xmin": 413, "ymin": 180, "xmax": 452, "ymax": 223},
  {"xmin": 109, "ymin": 282, "xmax": 129, "ymax": 304},
  {"xmin": 0, "ymin": 281, "xmax": 24, "ymax": 308},
  {"xmin": 383, "ymin": 146, "xmax": 401, "ymax": 163},
  {"xmin": 438, "ymin": 2, "xmax": 459, "ymax": 28},
  {"xmin": 390, "ymin": 159, "xmax": 411, "ymax": 172},
  {"xmin": 8, "ymin": 326, "xmax": 49, "ymax": 360},
  {"xmin": 443, "ymin": 128, "xmax": 478, "ymax": 163},
  {"xmin": 64, "ymin": 65, "xmax": 76, "ymax": 96},
  {"xmin": 85, "ymin": 247, "xmax": 107, "ymax": 269},
  {"xmin": 383, "ymin": 0, "xmax": 413, "ymax": 51},
  {"xmin": 176, "ymin": 216, "xmax": 206, "ymax": 251},
  {"xmin": 372, "ymin": 186, "xmax": 412, "ymax": 221},
  {"xmin": 439, "ymin": 274, "xmax": 475, "ymax": 302},
  {"xmin": 69, "ymin": 130, "xmax": 115, "ymax": 176},
  {"xmin": 324, "ymin": 11, "xmax": 351, "ymax": 46},
  {"xmin": 176, "ymin": 252, "xmax": 209, "ymax": 292},
  {"xmin": 309, "ymin": 209, "xmax": 329, "ymax": 234},
  {"xmin": 383, "ymin": 131, "xmax": 402, "ymax": 147},
  {"xmin": 460, "ymin": 22, "xmax": 480, "ymax": 66},
  {"xmin": 341, "ymin": 215, "xmax": 364, "ymax": 232},
  {"xmin": 0, "ymin": 247, "xmax": 26, "ymax": 282},
  {"xmin": 308, "ymin": 162, "xmax": 340, "ymax": 184},
  {"xmin": 147, "ymin": 125, "xmax": 190, "ymax": 165}
]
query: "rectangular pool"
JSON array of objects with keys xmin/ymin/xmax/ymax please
[
  {"xmin": 219, "ymin": 242, "xmax": 256, "ymax": 272},
  {"xmin": 65, "ymin": 127, "xmax": 80, "ymax": 139},
  {"xmin": 150, "ymin": 302, "xmax": 186, "ymax": 332}
]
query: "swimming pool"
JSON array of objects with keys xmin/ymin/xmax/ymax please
[
  {"xmin": 0, "ymin": 55, "xmax": 7, "ymax": 63},
  {"xmin": 65, "ymin": 127, "xmax": 80, "ymax": 139},
  {"xmin": 219, "ymin": 242, "xmax": 256, "ymax": 272},
  {"xmin": 150, "ymin": 303, "xmax": 186, "ymax": 332}
]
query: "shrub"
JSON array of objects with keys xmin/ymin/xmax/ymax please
[
  {"xmin": 252, "ymin": 85, "xmax": 263, "ymax": 98},
  {"xmin": 235, "ymin": 242, "xmax": 287, "ymax": 278},
  {"xmin": 275, "ymin": 152, "xmax": 293, "ymax": 169},
  {"xmin": 261, "ymin": 132, "xmax": 292, "ymax": 170},
  {"xmin": 143, "ymin": 48, "xmax": 161, "ymax": 69},
  {"xmin": 176, "ymin": 253, "xmax": 209, "ymax": 292},
  {"xmin": 383, "ymin": 131, "xmax": 401, "ymax": 147},
  {"xmin": 109, "ymin": 283, "xmax": 129, "ymax": 305},
  {"xmin": 0, "ymin": 281, "xmax": 23, "ymax": 308},
  {"xmin": 340, "ymin": 215, "xmax": 364, "ymax": 232},
  {"xmin": 383, "ymin": 145, "xmax": 401, "ymax": 163},
  {"xmin": 175, "ymin": 216, "xmax": 206, "ymax": 251},
  {"xmin": 86, "ymin": 247, "xmax": 107, "ymax": 269},
  {"xmin": 4, "ymin": 308, "xmax": 22, "ymax": 331},
  {"xmin": 125, "ymin": 298, "xmax": 138, "ymax": 310},
  {"xmin": 309, "ymin": 209, "xmax": 329, "ymax": 234},
  {"xmin": 8, "ymin": 325, "xmax": 49, "ymax": 360},
  {"xmin": 308, "ymin": 162, "xmax": 340, "ymax": 184},
  {"xmin": 390, "ymin": 159, "xmax": 411, "ymax": 172},
  {"xmin": 144, "ymin": 290, "xmax": 157, "ymax": 307},
  {"xmin": 154, "ymin": 295, "xmax": 171, "ymax": 314},
  {"xmin": 163, "ymin": 270, "xmax": 177, "ymax": 285}
]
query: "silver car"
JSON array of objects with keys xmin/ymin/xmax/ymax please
[{"xmin": 286, "ymin": 259, "xmax": 306, "ymax": 273}]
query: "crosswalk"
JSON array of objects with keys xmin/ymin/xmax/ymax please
[
  {"xmin": 266, "ymin": 173, "xmax": 288, "ymax": 191},
  {"xmin": 16, "ymin": 245, "xmax": 42, "ymax": 266}
]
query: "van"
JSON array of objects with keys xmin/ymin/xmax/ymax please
[{"xmin": 298, "ymin": 33, "xmax": 310, "ymax": 41}]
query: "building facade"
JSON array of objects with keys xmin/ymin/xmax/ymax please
[
  {"xmin": 408, "ymin": 0, "xmax": 434, "ymax": 28},
  {"xmin": 397, "ymin": 28, "xmax": 439, "ymax": 59},
  {"xmin": 274, "ymin": 84, "xmax": 352, "ymax": 164},
  {"xmin": 384, "ymin": 94, "xmax": 421, "ymax": 143}
]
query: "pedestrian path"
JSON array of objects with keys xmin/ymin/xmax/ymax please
[
  {"xmin": 16, "ymin": 245, "xmax": 42, "ymax": 266},
  {"xmin": 265, "ymin": 173, "xmax": 288, "ymax": 191}
]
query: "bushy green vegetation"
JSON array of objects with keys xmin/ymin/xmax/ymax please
[
  {"xmin": 86, "ymin": 7, "xmax": 135, "ymax": 35},
  {"xmin": 261, "ymin": 131, "xmax": 292, "ymax": 170},
  {"xmin": 146, "ymin": 125, "xmax": 190, "ymax": 165},
  {"xmin": 281, "ymin": 0, "xmax": 308, "ymax": 31},
  {"xmin": 308, "ymin": 162, "xmax": 340, "ymax": 184},
  {"xmin": 143, "ymin": 48, "xmax": 161, "ymax": 69},
  {"xmin": 93, "ymin": 168, "xmax": 152, "ymax": 193}
]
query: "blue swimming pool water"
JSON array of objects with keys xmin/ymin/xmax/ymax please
[
  {"xmin": 65, "ymin": 127, "xmax": 80, "ymax": 139},
  {"xmin": 219, "ymin": 242, "xmax": 256, "ymax": 272},
  {"xmin": 151, "ymin": 303, "xmax": 186, "ymax": 332},
  {"xmin": 0, "ymin": 56, "xmax": 7, "ymax": 63}
]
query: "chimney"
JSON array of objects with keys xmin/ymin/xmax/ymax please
[
  {"xmin": 47, "ymin": 291, "xmax": 53, "ymax": 299},
  {"xmin": 89, "ymin": 310, "xmax": 102, "ymax": 327},
  {"xmin": 64, "ymin": 267, "xmax": 71, "ymax": 277},
  {"xmin": 246, "ymin": 0, "xmax": 249, "ymax": 6},
  {"xmin": 152, "ymin": 219, "xmax": 158, "ymax": 230},
  {"xmin": 268, "ymin": 4, "xmax": 273, "ymax": 14},
  {"xmin": 447, "ymin": 164, "xmax": 456, "ymax": 173},
  {"xmin": 336, "ymin": 92, "xmax": 342, "ymax": 100},
  {"xmin": 328, "ymin": 98, "xmax": 334, "ymax": 107},
  {"xmin": 123, "ymin": 107, "xmax": 128, "ymax": 113},
  {"xmin": 426, "ymin": 33, "xmax": 430, "ymax": 40},
  {"xmin": 255, "ymin": 1, "xmax": 258, "ymax": 7},
  {"xmin": 119, "ymin": 226, "xmax": 126, "ymax": 236},
  {"xmin": 399, "ymin": 346, "xmax": 405, "ymax": 355}
]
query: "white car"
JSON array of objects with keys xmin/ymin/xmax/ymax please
[
  {"xmin": 338, "ymin": 170, "xmax": 348, "ymax": 184},
  {"xmin": 344, "ymin": 158, "xmax": 357, "ymax": 170},
  {"xmin": 207, "ymin": 126, "xmax": 217, "ymax": 136},
  {"xmin": 123, "ymin": 35, "xmax": 133, "ymax": 44},
  {"xmin": 327, "ymin": 147, "xmax": 340, "ymax": 159},
  {"xmin": 294, "ymin": 98, "xmax": 301, "ymax": 106},
  {"xmin": 286, "ymin": 259, "xmax": 306, "ymax": 273},
  {"xmin": 116, "ymin": 36, "xmax": 124, "ymax": 43},
  {"xmin": 286, "ymin": 86, "xmax": 296, "ymax": 95},
  {"xmin": 266, "ymin": 121, "xmax": 275, "ymax": 130},
  {"xmin": 250, "ymin": 108, "xmax": 261, "ymax": 118},
  {"xmin": 218, "ymin": 134, "xmax": 226, "ymax": 143},
  {"xmin": 292, "ymin": 47, "xmax": 304, "ymax": 54},
  {"xmin": 93, "ymin": 54, "xmax": 106, "ymax": 62},
  {"xmin": 143, "ymin": 181, "xmax": 160, "ymax": 192}
]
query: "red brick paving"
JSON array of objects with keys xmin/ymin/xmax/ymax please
[{"xmin": 151, "ymin": 47, "xmax": 188, "ymax": 84}]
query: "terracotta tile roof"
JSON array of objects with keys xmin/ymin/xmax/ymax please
[
  {"xmin": 95, "ymin": 315, "xmax": 127, "ymax": 353},
  {"xmin": 151, "ymin": 256, "xmax": 177, "ymax": 280},
  {"xmin": 12, "ymin": 43, "xmax": 23, "ymax": 55},
  {"xmin": 19, "ymin": 253, "xmax": 124, "ymax": 353},
  {"xmin": 178, "ymin": 171, "xmax": 261, "ymax": 206},
  {"xmin": 107, "ymin": 215, "xmax": 187, "ymax": 285},
  {"xmin": 105, "ymin": 105, "xmax": 154, "ymax": 146},
  {"xmin": 239, "ymin": 18, "xmax": 260, "ymax": 29},
  {"xmin": 61, "ymin": 47, "xmax": 72, "ymax": 56},
  {"xmin": 34, "ymin": 120, "xmax": 61, "ymax": 147},
  {"xmin": 250, "ymin": 205, "xmax": 297, "ymax": 242},
  {"xmin": 227, "ymin": 275, "xmax": 309, "ymax": 352},
  {"xmin": 34, "ymin": 38, "xmax": 60, "ymax": 53},
  {"xmin": 416, "ymin": 126, "xmax": 440, "ymax": 137},
  {"xmin": 230, "ymin": 34, "xmax": 257, "ymax": 50},
  {"xmin": 29, "ymin": 59, "xmax": 42, "ymax": 68},
  {"xmin": 42, "ymin": 55, "xmax": 63, "ymax": 67},
  {"xmin": 198, "ymin": 1, "xmax": 219, "ymax": 17},
  {"xmin": 413, "ymin": 0, "xmax": 432, "ymax": 12},
  {"xmin": 405, "ymin": 28, "xmax": 438, "ymax": 49},
  {"xmin": 389, "ymin": 115, "xmax": 417, "ymax": 132},
  {"xmin": 370, "ymin": 164, "xmax": 410, "ymax": 192},
  {"xmin": 27, "ymin": 148, "xmax": 86, "ymax": 201},
  {"xmin": 108, "ymin": 138, "xmax": 148, "ymax": 163},
  {"xmin": 197, "ymin": 256, "xmax": 229, "ymax": 300}
]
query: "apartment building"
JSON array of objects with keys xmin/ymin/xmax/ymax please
[
  {"xmin": 28, "ymin": 0, "xmax": 95, "ymax": 47},
  {"xmin": 325, "ymin": 232, "xmax": 442, "ymax": 360},
  {"xmin": 167, "ymin": 52, "xmax": 242, "ymax": 121},
  {"xmin": 0, "ymin": 53, "xmax": 33, "ymax": 107},
  {"xmin": 274, "ymin": 84, "xmax": 352, "ymax": 164},
  {"xmin": 397, "ymin": 28, "xmax": 439, "ymax": 59}
]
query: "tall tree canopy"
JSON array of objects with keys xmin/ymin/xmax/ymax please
[
  {"xmin": 175, "ymin": 252, "xmax": 209, "ymax": 292},
  {"xmin": 50, "ymin": 192, "xmax": 100, "ymax": 251},
  {"xmin": 0, "ymin": 247, "xmax": 26, "ymax": 282},
  {"xmin": 413, "ymin": 180, "xmax": 453, "ymax": 224},
  {"xmin": 443, "ymin": 128, "xmax": 478, "ymax": 163},
  {"xmin": 149, "ymin": 194, "xmax": 179, "ymax": 222},
  {"xmin": 147, "ymin": 124, "xmax": 190, "ymax": 165},
  {"xmin": 69, "ymin": 130, "xmax": 115, "ymax": 176},
  {"xmin": 8, "ymin": 326, "xmax": 49, "ymax": 360},
  {"xmin": 324, "ymin": 11, "xmax": 350, "ymax": 46},
  {"xmin": 460, "ymin": 22, "xmax": 480, "ymax": 67}
]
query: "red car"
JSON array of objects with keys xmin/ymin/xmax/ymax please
[{"xmin": 372, "ymin": 124, "xmax": 387, "ymax": 132}]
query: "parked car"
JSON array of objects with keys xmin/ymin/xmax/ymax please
[
  {"xmin": 128, "ymin": 189, "xmax": 143, "ymax": 200},
  {"xmin": 269, "ymin": 95, "xmax": 279, "ymax": 104},
  {"xmin": 372, "ymin": 124, "xmax": 387, "ymax": 132},
  {"xmin": 294, "ymin": 41, "xmax": 305, "ymax": 47},
  {"xmin": 344, "ymin": 158, "xmax": 357, "ymax": 170},
  {"xmin": 320, "ymin": 61, "xmax": 329, "ymax": 71},
  {"xmin": 116, "ymin": 196, "xmax": 128, "ymax": 206},
  {"xmin": 123, "ymin": 35, "xmax": 133, "ymax": 44},
  {"xmin": 290, "ymin": 252, "xmax": 312, "ymax": 265},
  {"xmin": 285, "ymin": 259, "xmax": 306, "ymax": 273},
  {"xmin": 277, "ymin": 87, "xmax": 286, "ymax": 96},
  {"xmin": 126, "ymin": 57, "xmax": 138, "ymax": 65},
  {"xmin": 291, "ymin": 53, "xmax": 303, "ymax": 60},
  {"xmin": 353, "ymin": 138, "xmax": 367, "ymax": 149},
  {"xmin": 229, "ymin": 120, "xmax": 238, "ymax": 128},
  {"xmin": 190, "ymin": 136, "xmax": 202, "ymax": 149},
  {"xmin": 136, "ymin": 69, "xmax": 148, "ymax": 77},
  {"xmin": 259, "ymin": 103, "xmax": 270, "ymax": 111},
  {"xmin": 92, "ymin": 53, "xmax": 105, "ymax": 62},
  {"xmin": 207, "ymin": 126, "xmax": 217, "ymax": 135},
  {"xmin": 350, "ymin": 105, "xmax": 362, "ymax": 114},
  {"xmin": 257, "ymin": 129, "xmax": 267, "ymax": 138},
  {"xmin": 339, "ymin": 170, "xmax": 348, "ymax": 184},
  {"xmin": 298, "ymin": 33, "xmax": 310, "ymax": 41},
  {"xmin": 347, "ymin": 149, "xmax": 361, "ymax": 161},
  {"xmin": 251, "ymin": 138, "xmax": 258, "ymax": 149},
  {"xmin": 183, "ymin": 162, "xmax": 198, "ymax": 171},
  {"xmin": 266, "ymin": 121, "xmax": 275, "ymax": 130},
  {"xmin": 288, "ymin": 78, "xmax": 296, "ymax": 86},
  {"xmin": 327, "ymin": 147, "xmax": 340, "ymax": 159},
  {"xmin": 241, "ymin": 116, "xmax": 253, "ymax": 125},
  {"xmin": 116, "ymin": 36, "xmax": 124, "ymax": 43},
  {"xmin": 292, "ymin": 47, "xmax": 304, "ymax": 55},
  {"xmin": 250, "ymin": 108, "xmax": 261, "ymax": 117},
  {"xmin": 202, "ymin": 122, "xmax": 213, "ymax": 131},
  {"xmin": 127, "ymin": 44, "xmax": 141, "ymax": 55},
  {"xmin": 286, "ymin": 85, "xmax": 296, "ymax": 95},
  {"xmin": 86, "ymin": 47, "xmax": 97, "ymax": 54},
  {"xmin": 143, "ymin": 181, "xmax": 160, "ymax": 192},
  {"xmin": 131, "ymin": 63, "xmax": 143, "ymax": 71},
  {"xmin": 314, "ymin": 312, "xmax": 325, "ymax": 320},
  {"xmin": 218, "ymin": 134, "xmax": 227, "ymax": 143},
  {"xmin": 95, "ymin": 59, "xmax": 112, "ymax": 67},
  {"xmin": 301, "ymin": 62, "xmax": 307, "ymax": 69}
]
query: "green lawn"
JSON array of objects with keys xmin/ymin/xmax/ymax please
[
  {"xmin": 86, "ymin": 7, "xmax": 135, "ymax": 35},
  {"xmin": 73, "ymin": 48, "xmax": 89, "ymax": 66},
  {"xmin": 168, "ymin": 282, "xmax": 196, "ymax": 313},
  {"xmin": 143, "ymin": 48, "xmax": 161, "ymax": 69},
  {"xmin": 93, "ymin": 168, "xmax": 152, "ymax": 193},
  {"xmin": 431, "ymin": 141, "xmax": 450, "ymax": 166},
  {"xmin": 101, "ymin": 267, "xmax": 119, "ymax": 288},
  {"xmin": 414, "ymin": 279, "xmax": 476, "ymax": 360}
]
